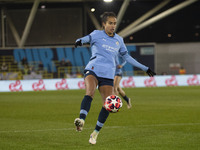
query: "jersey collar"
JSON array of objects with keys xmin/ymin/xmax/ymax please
[{"xmin": 103, "ymin": 30, "xmax": 115, "ymax": 37}]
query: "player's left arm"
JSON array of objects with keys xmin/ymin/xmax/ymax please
[
  {"xmin": 121, "ymin": 52, "xmax": 156, "ymax": 77},
  {"xmin": 118, "ymin": 38, "xmax": 156, "ymax": 77}
]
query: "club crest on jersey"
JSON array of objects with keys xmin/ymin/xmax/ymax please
[{"xmin": 116, "ymin": 41, "xmax": 119, "ymax": 45}]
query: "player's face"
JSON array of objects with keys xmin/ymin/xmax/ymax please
[{"xmin": 103, "ymin": 17, "xmax": 117, "ymax": 36}]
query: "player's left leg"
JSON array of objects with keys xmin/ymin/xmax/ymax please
[{"xmin": 89, "ymin": 85, "xmax": 114, "ymax": 144}]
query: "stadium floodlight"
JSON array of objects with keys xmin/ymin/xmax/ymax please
[
  {"xmin": 91, "ymin": 8, "xmax": 95, "ymax": 12},
  {"xmin": 41, "ymin": 5, "xmax": 46, "ymax": 9},
  {"xmin": 104, "ymin": 0, "xmax": 113, "ymax": 2}
]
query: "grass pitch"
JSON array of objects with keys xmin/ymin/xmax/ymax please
[{"xmin": 0, "ymin": 86, "xmax": 200, "ymax": 150}]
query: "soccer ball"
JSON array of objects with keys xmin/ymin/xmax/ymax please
[{"xmin": 104, "ymin": 95, "xmax": 123, "ymax": 113}]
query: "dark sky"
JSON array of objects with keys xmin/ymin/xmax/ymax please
[
  {"xmin": 1, "ymin": 0, "xmax": 200, "ymax": 44},
  {"xmin": 86, "ymin": 0, "xmax": 200, "ymax": 43}
]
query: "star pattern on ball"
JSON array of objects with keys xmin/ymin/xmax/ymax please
[{"xmin": 104, "ymin": 95, "xmax": 122, "ymax": 113}]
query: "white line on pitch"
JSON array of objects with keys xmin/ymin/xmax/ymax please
[
  {"xmin": 0, "ymin": 126, "xmax": 124, "ymax": 133},
  {"xmin": 139, "ymin": 122, "xmax": 200, "ymax": 127},
  {"xmin": 0, "ymin": 123, "xmax": 199, "ymax": 133}
]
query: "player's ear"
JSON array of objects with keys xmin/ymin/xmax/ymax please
[{"xmin": 102, "ymin": 22, "xmax": 106, "ymax": 29}]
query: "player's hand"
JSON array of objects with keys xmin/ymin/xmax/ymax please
[
  {"xmin": 75, "ymin": 40, "xmax": 82, "ymax": 48},
  {"xmin": 146, "ymin": 68, "xmax": 156, "ymax": 77}
]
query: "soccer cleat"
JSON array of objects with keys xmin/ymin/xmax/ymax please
[
  {"xmin": 74, "ymin": 118, "xmax": 85, "ymax": 132},
  {"xmin": 127, "ymin": 98, "xmax": 132, "ymax": 109},
  {"xmin": 89, "ymin": 130, "xmax": 99, "ymax": 145}
]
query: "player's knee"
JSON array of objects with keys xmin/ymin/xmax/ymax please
[
  {"xmin": 86, "ymin": 90, "xmax": 95, "ymax": 98},
  {"xmin": 114, "ymin": 89, "xmax": 118, "ymax": 95},
  {"xmin": 117, "ymin": 87, "xmax": 120, "ymax": 91}
]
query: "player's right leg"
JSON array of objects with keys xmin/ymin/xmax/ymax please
[
  {"xmin": 74, "ymin": 74, "xmax": 98, "ymax": 132},
  {"xmin": 74, "ymin": 118, "xmax": 85, "ymax": 132}
]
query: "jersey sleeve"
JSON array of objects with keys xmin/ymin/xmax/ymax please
[
  {"xmin": 121, "ymin": 53, "xmax": 148, "ymax": 71},
  {"xmin": 76, "ymin": 35, "xmax": 91, "ymax": 44},
  {"xmin": 75, "ymin": 30, "xmax": 99, "ymax": 44},
  {"xmin": 118, "ymin": 37, "xmax": 128, "ymax": 56},
  {"xmin": 117, "ymin": 35, "xmax": 148, "ymax": 71}
]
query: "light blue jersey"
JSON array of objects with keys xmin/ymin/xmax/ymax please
[
  {"xmin": 115, "ymin": 56, "xmax": 126, "ymax": 76},
  {"xmin": 76, "ymin": 30, "xmax": 148, "ymax": 79}
]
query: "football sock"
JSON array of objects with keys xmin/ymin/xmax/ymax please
[
  {"xmin": 79, "ymin": 95, "xmax": 93, "ymax": 120},
  {"xmin": 123, "ymin": 95, "xmax": 129, "ymax": 103},
  {"xmin": 95, "ymin": 107, "xmax": 109, "ymax": 131}
]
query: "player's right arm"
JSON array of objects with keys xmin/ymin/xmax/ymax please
[
  {"xmin": 75, "ymin": 35, "xmax": 91, "ymax": 48},
  {"xmin": 74, "ymin": 30, "xmax": 99, "ymax": 48}
]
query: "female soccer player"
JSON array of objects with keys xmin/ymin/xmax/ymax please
[
  {"xmin": 114, "ymin": 57, "xmax": 132, "ymax": 109},
  {"xmin": 74, "ymin": 12, "xmax": 156, "ymax": 145}
]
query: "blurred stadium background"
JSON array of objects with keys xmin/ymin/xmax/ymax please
[
  {"xmin": 0, "ymin": 1, "xmax": 200, "ymax": 149},
  {"xmin": 0, "ymin": 0, "xmax": 200, "ymax": 80}
]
